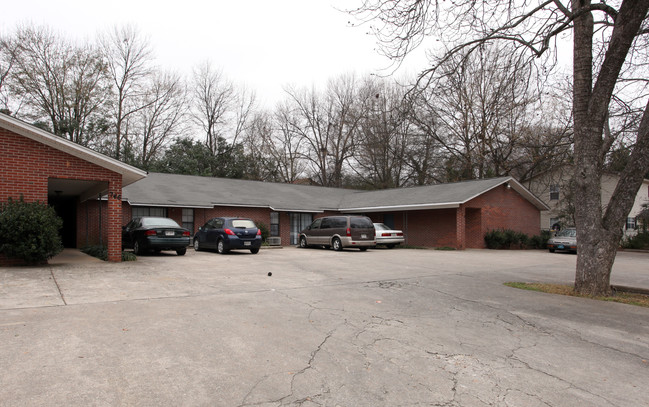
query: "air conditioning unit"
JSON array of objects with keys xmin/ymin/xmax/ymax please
[{"xmin": 267, "ymin": 237, "xmax": 281, "ymax": 246}]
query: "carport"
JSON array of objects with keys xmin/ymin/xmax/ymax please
[{"xmin": 0, "ymin": 113, "xmax": 146, "ymax": 263}]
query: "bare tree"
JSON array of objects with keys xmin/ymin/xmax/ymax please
[
  {"xmin": 191, "ymin": 61, "xmax": 234, "ymax": 154},
  {"xmin": 0, "ymin": 34, "xmax": 21, "ymax": 113},
  {"xmin": 285, "ymin": 74, "xmax": 365, "ymax": 187},
  {"xmin": 411, "ymin": 45, "xmax": 545, "ymax": 181},
  {"xmin": 352, "ymin": 0, "xmax": 649, "ymax": 296},
  {"xmin": 126, "ymin": 71, "xmax": 188, "ymax": 168},
  {"xmin": 9, "ymin": 24, "xmax": 110, "ymax": 145},
  {"xmin": 353, "ymin": 77, "xmax": 412, "ymax": 188},
  {"xmin": 100, "ymin": 24, "xmax": 154, "ymax": 159}
]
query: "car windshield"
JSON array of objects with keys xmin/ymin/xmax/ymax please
[
  {"xmin": 141, "ymin": 217, "xmax": 180, "ymax": 228},
  {"xmin": 556, "ymin": 229, "xmax": 576, "ymax": 237},
  {"xmin": 231, "ymin": 219, "xmax": 256, "ymax": 229},
  {"xmin": 374, "ymin": 223, "xmax": 389, "ymax": 230}
]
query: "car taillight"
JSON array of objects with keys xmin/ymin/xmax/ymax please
[
  {"xmin": 346, "ymin": 227, "xmax": 351, "ymax": 237},
  {"xmin": 396, "ymin": 232, "xmax": 403, "ymax": 236},
  {"xmin": 145, "ymin": 230, "xmax": 157, "ymax": 236},
  {"xmin": 381, "ymin": 232, "xmax": 391, "ymax": 237},
  {"xmin": 182, "ymin": 231, "xmax": 190, "ymax": 237},
  {"xmin": 257, "ymin": 229, "xmax": 261, "ymax": 235},
  {"xmin": 224, "ymin": 228, "xmax": 235, "ymax": 235}
]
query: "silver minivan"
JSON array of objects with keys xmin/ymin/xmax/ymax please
[{"xmin": 298, "ymin": 215, "xmax": 376, "ymax": 251}]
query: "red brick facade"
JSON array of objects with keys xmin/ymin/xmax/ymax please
[
  {"xmin": 0, "ymin": 128, "xmax": 124, "ymax": 263},
  {"xmin": 368, "ymin": 184, "xmax": 541, "ymax": 249},
  {"xmin": 2, "ymin": 121, "xmax": 542, "ymax": 263}
]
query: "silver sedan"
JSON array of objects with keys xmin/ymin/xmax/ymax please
[{"xmin": 373, "ymin": 223, "xmax": 405, "ymax": 249}]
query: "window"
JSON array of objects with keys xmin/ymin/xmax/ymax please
[
  {"xmin": 550, "ymin": 218, "xmax": 561, "ymax": 231},
  {"xmin": 549, "ymin": 185, "xmax": 560, "ymax": 200},
  {"xmin": 182, "ymin": 208, "xmax": 194, "ymax": 234},
  {"xmin": 270, "ymin": 212, "xmax": 280, "ymax": 236},
  {"xmin": 132, "ymin": 207, "xmax": 167, "ymax": 218},
  {"xmin": 626, "ymin": 217, "xmax": 637, "ymax": 230}
]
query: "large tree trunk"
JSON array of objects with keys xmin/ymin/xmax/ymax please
[{"xmin": 572, "ymin": 0, "xmax": 649, "ymax": 296}]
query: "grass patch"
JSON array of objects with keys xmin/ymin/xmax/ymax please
[
  {"xmin": 504, "ymin": 282, "xmax": 649, "ymax": 307},
  {"xmin": 396, "ymin": 245, "xmax": 429, "ymax": 250}
]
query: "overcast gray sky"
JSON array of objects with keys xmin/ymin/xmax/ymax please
[{"xmin": 1, "ymin": 0, "xmax": 427, "ymax": 107}]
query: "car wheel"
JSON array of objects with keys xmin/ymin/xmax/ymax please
[
  {"xmin": 549, "ymin": 248, "xmax": 555, "ymax": 253},
  {"xmin": 299, "ymin": 236, "xmax": 308, "ymax": 248},
  {"xmin": 359, "ymin": 247, "xmax": 368, "ymax": 252},
  {"xmin": 217, "ymin": 239, "xmax": 228, "ymax": 254},
  {"xmin": 332, "ymin": 237, "xmax": 343, "ymax": 251},
  {"xmin": 176, "ymin": 247, "xmax": 187, "ymax": 256},
  {"xmin": 193, "ymin": 239, "xmax": 201, "ymax": 251},
  {"xmin": 250, "ymin": 248, "xmax": 259, "ymax": 254},
  {"xmin": 133, "ymin": 240, "xmax": 142, "ymax": 255}
]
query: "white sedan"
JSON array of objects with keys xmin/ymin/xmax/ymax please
[{"xmin": 373, "ymin": 223, "xmax": 405, "ymax": 249}]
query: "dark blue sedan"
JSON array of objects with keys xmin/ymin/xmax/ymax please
[
  {"xmin": 193, "ymin": 217, "xmax": 262, "ymax": 254},
  {"xmin": 122, "ymin": 217, "xmax": 191, "ymax": 255}
]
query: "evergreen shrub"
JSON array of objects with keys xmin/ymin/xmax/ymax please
[{"xmin": 0, "ymin": 197, "xmax": 63, "ymax": 264}]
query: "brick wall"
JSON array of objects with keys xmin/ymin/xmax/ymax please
[
  {"xmin": 466, "ymin": 184, "xmax": 541, "ymax": 241},
  {"xmin": 367, "ymin": 184, "xmax": 540, "ymax": 249},
  {"xmin": 0, "ymin": 128, "xmax": 124, "ymax": 263}
]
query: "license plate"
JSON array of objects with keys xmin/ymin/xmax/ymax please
[
  {"xmin": 361, "ymin": 234, "xmax": 367, "ymax": 239},
  {"xmin": 165, "ymin": 231, "xmax": 174, "ymax": 236},
  {"xmin": 558, "ymin": 245, "xmax": 564, "ymax": 249},
  {"xmin": 244, "ymin": 241, "xmax": 251, "ymax": 246}
]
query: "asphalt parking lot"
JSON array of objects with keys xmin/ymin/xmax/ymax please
[{"xmin": 1, "ymin": 247, "xmax": 648, "ymax": 406}]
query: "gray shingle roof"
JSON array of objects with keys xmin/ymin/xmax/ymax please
[
  {"xmin": 122, "ymin": 173, "xmax": 548, "ymax": 212},
  {"xmin": 122, "ymin": 172, "xmax": 353, "ymax": 212}
]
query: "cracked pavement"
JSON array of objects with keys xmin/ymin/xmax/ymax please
[{"xmin": 1, "ymin": 247, "xmax": 648, "ymax": 406}]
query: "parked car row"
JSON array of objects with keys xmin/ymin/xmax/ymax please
[{"xmin": 123, "ymin": 215, "xmax": 406, "ymax": 256}]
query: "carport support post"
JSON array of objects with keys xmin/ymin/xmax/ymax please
[
  {"xmin": 456, "ymin": 205, "xmax": 466, "ymax": 250},
  {"xmin": 106, "ymin": 180, "xmax": 123, "ymax": 262}
]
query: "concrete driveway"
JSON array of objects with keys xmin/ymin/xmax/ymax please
[{"xmin": 1, "ymin": 247, "xmax": 648, "ymax": 406}]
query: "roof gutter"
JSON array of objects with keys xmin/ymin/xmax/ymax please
[{"xmin": 341, "ymin": 202, "xmax": 462, "ymax": 213}]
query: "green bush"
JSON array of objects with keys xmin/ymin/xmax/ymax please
[
  {"xmin": 484, "ymin": 229, "xmax": 549, "ymax": 250},
  {"xmin": 621, "ymin": 232, "xmax": 649, "ymax": 250},
  {"xmin": 256, "ymin": 221, "xmax": 270, "ymax": 242},
  {"xmin": 81, "ymin": 245, "xmax": 137, "ymax": 262},
  {"xmin": 528, "ymin": 230, "xmax": 551, "ymax": 249},
  {"xmin": 0, "ymin": 197, "xmax": 63, "ymax": 264}
]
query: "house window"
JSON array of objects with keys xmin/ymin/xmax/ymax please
[
  {"xmin": 270, "ymin": 212, "xmax": 280, "ymax": 236},
  {"xmin": 550, "ymin": 218, "xmax": 561, "ymax": 231},
  {"xmin": 549, "ymin": 185, "xmax": 560, "ymax": 200},
  {"xmin": 182, "ymin": 208, "xmax": 194, "ymax": 234},
  {"xmin": 626, "ymin": 217, "xmax": 636, "ymax": 230},
  {"xmin": 132, "ymin": 207, "xmax": 167, "ymax": 218}
]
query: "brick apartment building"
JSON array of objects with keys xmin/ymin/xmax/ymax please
[
  {"xmin": 1, "ymin": 113, "xmax": 548, "ymax": 263},
  {"xmin": 0, "ymin": 113, "xmax": 146, "ymax": 263}
]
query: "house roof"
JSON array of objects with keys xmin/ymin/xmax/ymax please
[
  {"xmin": 123, "ymin": 173, "xmax": 549, "ymax": 213},
  {"xmin": 122, "ymin": 172, "xmax": 353, "ymax": 212},
  {"xmin": 0, "ymin": 113, "xmax": 147, "ymax": 187}
]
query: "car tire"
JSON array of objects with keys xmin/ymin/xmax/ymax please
[
  {"xmin": 217, "ymin": 239, "xmax": 228, "ymax": 254},
  {"xmin": 250, "ymin": 248, "xmax": 259, "ymax": 254},
  {"xmin": 332, "ymin": 237, "xmax": 343, "ymax": 251},
  {"xmin": 549, "ymin": 249, "xmax": 555, "ymax": 253},
  {"xmin": 176, "ymin": 247, "xmax": 187, "ymax": 256},
  {"xmin": 359, "ymin": 247, "xmax": 368, "ymax": 252},
  {"xmin": 193, "ymin": 239, "xmax": 201, "ymax": 251},
  {"xmin": 299, "ymin": 236, "xmax": 308, "ymax": 248},
  {"xmin": 133, "ymin": 240, "xmax": 142, "ymax": 255}
]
